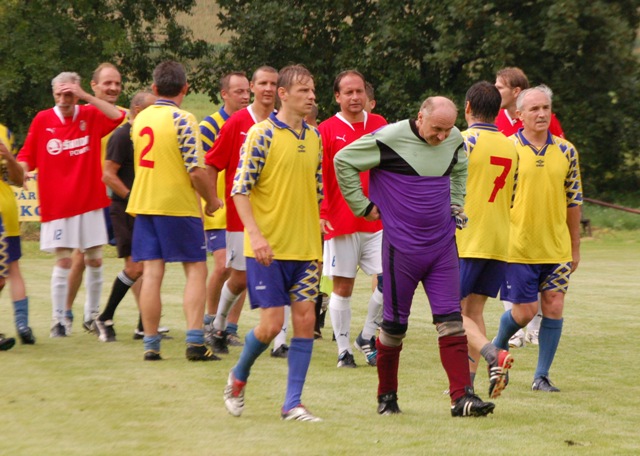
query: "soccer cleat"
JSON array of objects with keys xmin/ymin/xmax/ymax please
[
  {"xmin": 451, "ymin": 387, "xmax": 495, "ymax": 417},
  {"xmin": 532, "ymin": 376, "xmax": 560, "ymax": 392},
  {"xmin": 212, "ymin": 330, "xmax": 229, "ymax": 354},
  {"xmin": 224, "ymin": 371, "xmax": 246, "ymax": 417},
  {"xmin": 133, "ymin": 329, "xmax": 144, "ymax": 340},
  {"xmin": 377, "ymin": 392, "xmax": 402, "ymax": 415},
  {"xmin": 134, "ymin": 329, "xmax": 172, "ymax": 340},
  {"xmin": 0, "ymin": 333, "xmax": 16, "ymax": 351},
  {"xmin": 354, "ymin": 333, "xmax": 377, "ymax": 366},
  {"xmin": 186, "ymin": 343, "xmax": 221, "ymax": 361},
  {"xmin": 525, "ymin": 330, "xmax": 539, "ymax": 345},
  {"xmin": 227, "ymin": 332, "xmax": 244, "ymax": 347},
  {"xmin": 488, "ymin": 349, "xmax": 514, "ymax": 399},
  {"xmin": 83, "ymin": 319, "xmax": 98, "ymax": 335},
  {"xmin": 95, "ymin": 319, "xmax": 117, "ymax": 342},
  {"xmin": 18, "ymin": 327, "xmax": 36, "ymax": 345},
  {"xmin": 337, "ymin": 350, "xmax": 357, "ymax": 368},
  {"xmin": 144, "ymin": 350, "xmax": 162, "ymax": 361},
  {"xmin": 313, "ymin": 329, "xmax": 323, "ymax": 340},
  {"xmin": 271, "ymin": 344, "xmax": 289, "ymax": 358},
  {"xmin": 508, "ymin": 329, "xmax": 525, "ymax": 348},
  {"xmin": 50, "ymin": 323, "xmax": 67, "ymax": 338},
  {"xmin": 281, "ymin": 405, "xmax": 322, "ymax": 422}
]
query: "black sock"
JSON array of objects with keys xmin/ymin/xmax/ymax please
[
  {"xmin": 137, "ymin": 314, "xmax": 144, "ymax": 332},
  {"xmin": 99, "ymin": 271, "xmax": 135, "ymax": 322}
]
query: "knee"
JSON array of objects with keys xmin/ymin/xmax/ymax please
[
  {"xmin": 380, "ymin": 320, "xmax": 407, "ymax": 347},
  {"xmin": 84, "ymin": 247, "xmax": 103, "ymax": 268},
  {"xmin": 434, "ymin": 313, "xmax": 465, "ymax": 337}
]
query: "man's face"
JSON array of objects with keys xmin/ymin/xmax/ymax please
[
  {"xmin": 53, "ymin": 82, "xmax": 78, "ymax": 113},
  {"xmin": 91, "ymin": 67, "xmax": 122, "ymax": 104},
  {"xmin": 280, "ymin": 77, "xmax": 316, "ymax": 117},
  {"xmin": 335, "ymin": 74, "xmax": 366, "ymax": 116},
  {"xmin": 251, "ymin": 70, "xmax": 278, "ymax": 108},
  {"xmin": 495, "ymin": 77, "xmax": 519, "ymax": 110},
  {"xmin": 517, "ymin": 91, "xmax": 551, "ymax": 134},
  {"xmin": 223, "ymin": 75, "xmax": 250, "ymax": 114},
  {"xmin": 416, "ymin": 107, "xmax": 456, "ymax": 146}
]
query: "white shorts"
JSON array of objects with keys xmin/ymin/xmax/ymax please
[
  {"xmin": 225, "ymin": 231, "xmax": 246, "ymax": 271},
  {"xmin": 322, "ymin": 231, "xmax": 383, "ymax": 279},
  {"xmin": 40, "ymin": 209, "xmax": 108, "ymax": 253}
]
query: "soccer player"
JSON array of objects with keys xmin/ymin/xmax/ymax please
[
  {"xmin": 0, "ymin": 212, "xmax": 15, "ymax": 351},
  {"xmin": 94, "ymin": 91, "xmax": 157, "ymax": 342},
  {"xmin": 17, "ymin": 71, "xmax": 125, "ymax": 337},
  {"xmin": 364, "ymin": 81, "xmax": 377, "ymax": 113},
  {"xmin": 492, "ymin": 85, "xmax": 582, "ymax": 392},
  {"xmin": 205, "ymin": 66, "xmax": 278, "ymax": 355},
  {"xmin": 223, "ymin": 64, "xmax": 323, "ymax": 422},
  {"xmin": 318, "ymin": 70, "xmax": 387, "ymax": 368},
  {"xmin": 65, "ymin": 63, "xmax": 127, "ymax": 334},
  {"xmin": 334, "ymin": 96, "xmax": 495, "ymax": 417},
  {"xmin": 200, "ymin": 71, "xmax": 250, "ymax": 348},
  {"xmin": 0, "ymin": 124, "xmax": 35, "ymax": 344},
  {"xmin": 458, "ymin": 82, "xmax": 518, "ymax": 398},
  {"xmin": 127, "ymin": 60, "xmax": 219, "ymax": 361}
]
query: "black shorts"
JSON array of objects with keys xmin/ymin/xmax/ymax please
[{"xmin": 109, "ymin": 200, "xmax": 135, "ymax": 258}]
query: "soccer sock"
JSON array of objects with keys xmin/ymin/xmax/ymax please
[
  {"xmin": 213, "ymin": 281, "xmax": 241, "ymax": 332},
  {"xmin": 282, "ymin": 337, "xmax": 314, "ymax": 412},
  {"xmin": 534, "ymin": 317, "xmax": 563, "ymax": 379},
  {"xmin": 362, "ymin": 288, "xmax": 383, "ymax": 340},
  {"xmin": 186, "ymin": 329, "xmax": 205, "ymax": 345},
  {"xmin": 480, "ymin": 342, "xmax": 498, "ymax": 366},
  {"xmin": 227, "ymin": 322, "xmax": 239, "ymax": 335},
  {"xmin": 439, "ymin": 335, "xmax": 472, "ymax": 402},
  {"xmin": 99, "ymin": 270, "xmax": 135, "ymax": 322},
  {"xmin": 143, "ymin": 334, "xmax": 162, "ymax": 353},
  {"xmin": 329, "ymin": 293, "xmax": 351, "ymax": 354},
  {"xmin": 204, "ymin": 314, "xmax": 215, "ymax": 326},
  {"xmin": 84, "ymin": 265, "xmax": 103, "ymax": 322},
  {"xmin": 51, "ymin": 266, "xmax": 69, "ymax": 324},
  {"xmin": 137, "ymin": 315, "xmax": 144, "ymax": 332},
  {"xmin": 273, "ymin": 306, "xmax": 289, "ymax": 349},
  {"xmin": 13, "ymin": 297, "xmax": 29, "ymax": 331},
  {"xmin": 470, "ymin": 371, "xmax": 476, "ymax": 386},
  {"xmin": 376, "ymin": 339, "xmax": 402, "ymax": 396},
  {"xmin": 233, "ymin": 329, "xmax": 270, "ymax": 383},
  {"xmin": 493, "ymin": 310, "xmax": 523, "ymax": 350}
]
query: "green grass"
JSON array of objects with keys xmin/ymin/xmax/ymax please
[
  {"xmin": 583, "ymin": 200, "xmax": 640, "ymax": 231},
  {"xmin": 182, "ymin": 92, "xmax": 219, "ymax": 123},
  {"xmin": 2, "ymin": 235, "xmax": 639, "ymax": 455}
]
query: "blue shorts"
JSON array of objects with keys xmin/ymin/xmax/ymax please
[
  {"xmin": 132, "ymin": 215, "xmax": 206, "ymax": 263},
  {"xmin": 246, "ymin": 258, "xmax": 319, "ymax": 309},
  {"xmin": 205, "ymin": 229, "xmax": 226, "ymax": 253},
  {"xmin": 501, "ymin": 262, "xmax": 572, "ymax": 303},
  {"xmin": 459, "ymin": 258, "xmax": 506, "ymax": 299}
]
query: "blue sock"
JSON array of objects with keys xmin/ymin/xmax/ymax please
[
  {"xmin": 203, "ymin": 314, "xmax": 215, "ymax": 326},
  {"xmin": 494, "ymin": 310, "xmax": 523, "ymax": 350},
  {"xmin": 143, "ymin": 334, "xmax": 162, "ymax": 353},
  {"xmin": 233, "ymin": 329, "xmax": 269, "ymax": 383},
  {"xmin": 186, "ymin": 329, "xmax": 205, "ymax": 345},
  {"xmin": 282, "ymin": 337, "xmax": 314, "ymax": 412},
  {"xmin": 227, "ymin": 322, "xmax": 239, "ymax": 335},
  {"xmin": 13, "ymin": 297, "xmax": 29, "ymax": 331},
  {"xmin": 534, "ymin": 317, "xmax": 563, "ymax": 379}
]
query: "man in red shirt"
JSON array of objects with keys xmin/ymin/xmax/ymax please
[
  {"xmin": 319, "ymin": 70, "xmax": 387, "ymax": 368},
  {"xmin": 18, "ymin": 71, "xmax": 125, "ymax": 337}
]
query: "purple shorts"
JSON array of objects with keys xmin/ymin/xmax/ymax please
[
  {"xmin": 132, "ymin": 215, "xmax": 206, "ymax": 263},
  {"xmin": 246, "ymin": 258, "xmax": 319, "ymax": 309},
  {"xmin": 501, "ymin": 262, "xmax": 572, "ymax": 303},
  {"xmin": 459, "ymin": 258, "xmax": 507, "ymax": 299},
  {"xmin": 382, "ymin": 236, "xmax": 461, "ymax": 326},
  {"xmin": 205, "ymin": 229, "xmax": 226, "ymax": 253}
]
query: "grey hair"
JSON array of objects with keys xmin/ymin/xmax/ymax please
[
  {"xmin": 419, "ymin": 96, "xmax": 458, "ymax": 117},
  {"xmin": 52, "ymin": 72, "xmax": 81, "ymax": 89},
  {"xmin": 516, "ymin": 84, "xmax": 553, "ymax": 111}
]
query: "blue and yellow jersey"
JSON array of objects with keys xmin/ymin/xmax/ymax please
[
  {"xmin": 127, "ymin": 100, "xmax": 203, "ymax": 217},
  {"xmin": 508, "ymin": 131, "xmax": 582, "ymax": 263},
  {"xmin": 457, "ymin": 123, "xmax": 518, "ymax": 261},
  {"xmin": 200, "ymin": 107, "xmax": 229, "ymax": 230},
  {"xmin": 231, "ymin": 113, "xmax": 323, "ymax": 261},
  {"xmin": 0, "ymin": 124, "xmax": 20, "ymax": 236}
]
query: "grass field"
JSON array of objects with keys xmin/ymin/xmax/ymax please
[{"xmin": 1, "ymin": 231, "xmax": 639, "ymax": 455}]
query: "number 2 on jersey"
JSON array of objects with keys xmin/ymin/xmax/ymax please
[
  {"xmin": 488, "ymin": 156, "xmax": 512, "ymax": 202},
  {"xmin": 139, "ymin": 126, "xmax": 155, "ymax": 168}
]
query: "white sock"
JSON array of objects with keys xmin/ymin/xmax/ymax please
[
  {"xmin": 84, "ymin": 265, "xmax": 103, "ymax": 322},
  {"xmin": 329, "ymin": 292, "xmax": 351, "ymax": 354},
  {"xmin": 528, "ymin": 300, "xmax": 543, "ymax": 331},
  {"xmin": 273, "ymin": 306, "xmax": 290, "ymax": 349},
  {"xmin": 362, "ymin": 287, "xmax": 383, "ymax": 340},
  {"xmin": 213, "ymin": 281, "xmax": 241, "ymax": 331},
  {"xmin": 51, "ymin": 266, "xmax": 70, "ymax": 324}
]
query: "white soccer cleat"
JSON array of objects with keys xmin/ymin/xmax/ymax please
[{"xmin": 224, "ymin": 371, "xmax": 246, "ymax": 417}]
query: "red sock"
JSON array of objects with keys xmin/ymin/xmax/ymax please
[
  {"xmin": 376, "ymin": 339, "xmax": 402, "ymax": 396},
  {"xmin": 438, "ymin": 335, "xmax": 472, "ymax": 402}
]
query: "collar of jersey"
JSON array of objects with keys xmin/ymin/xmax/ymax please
[
  {"xmin": 515, "ymin": 128, "xmax": 553, "ymax": 156},
  {"xmin": 469, "ymin": 122, "xmax": 498, "ymax": 132},
  {"xmin": 268, "ymin": 112, "xmax": 310, "ymax": 140},
  {"xmin": 218, "ymin": 106, "xmax": 230, "ymax": 121},
  {"xmin": 155, "ymin": 99, "xmax": 179, "ymax": 108}
]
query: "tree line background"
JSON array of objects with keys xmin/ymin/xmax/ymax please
[{"xmin": 1, "ymin": 0, "xmax": 639, "ymax": 198}]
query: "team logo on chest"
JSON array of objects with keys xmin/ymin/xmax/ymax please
[
  {"xmin": 79, "ymin": 120, "xmax": 87, "ymax": 132},
  {"xmin": 46, "ymin": 139, "xmax": 63, "ymax": 155},
  {"xmin": 298, "ymin": 144, "xmax": 306, "ymax": 153},
  {"xmin": 536, "ymin": 159, "xmax": 544, "ymax": 168}
]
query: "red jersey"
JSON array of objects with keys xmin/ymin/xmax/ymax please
[
  {"xmin": 205, "ymin": 106, "xmax": 259, "ymax": 232},
  {"xmin": 495, "ymin": 109, "xmax": 565, "ymax": 138},
  {"xmin": 18, "ymin": 105, "xmax": 124, "ymax": 222},
  {"xmin": 318, "ymin": 112, "xmax": 387, "ymax": 239}
]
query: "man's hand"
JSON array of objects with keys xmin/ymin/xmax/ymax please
[
  {"xmin": 451, "ymin": 204, "xmax": 468, "ymax": 230},
  {"xmin": 249, "ymin": 231, "xmax": 274, "ymax": 266},
  {"xmin": 320, "ymin": 219, "xmax": 333, "ymax": 235},
  {"xmin": 203, "ymin": 197, "xmax": 224, "ymax": 217},
  {"xmin": 365, "ymin": 205, "xmax": 381, "ymax": 222}
]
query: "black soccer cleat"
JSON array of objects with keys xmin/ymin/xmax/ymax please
[
  {"xmin": 451, "ymin": 386, "xmax": 495, "ymax": 417},
  {"xmin": 377, "ymin": 392, "xmax": 402, "ymax": 415},
  {"xmin": 18, "ymin": 327, "xmax": 36, "ymax": 345},
  {"xmin": 186, "ymin": 343, "xmax": 221, "ymax": 361},
  {"xmin": 532, "ymin": 375, "xmax": 560, "ymax": 392},
  {"xmin": 212, "ymin": 330, "xmax": 229, "ymax": 354}
]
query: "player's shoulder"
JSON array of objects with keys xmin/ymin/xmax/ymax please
[
  {"xmin": 551, "ymin": 135, "xmax": 577, "ymax": 154},
  {"xmin": 318, "ymin": 114, "xmax": 340, "ymax": 131},
  {"xmin": 368, "ymin": 112, "xmax": 388, "ymax": 127}
]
